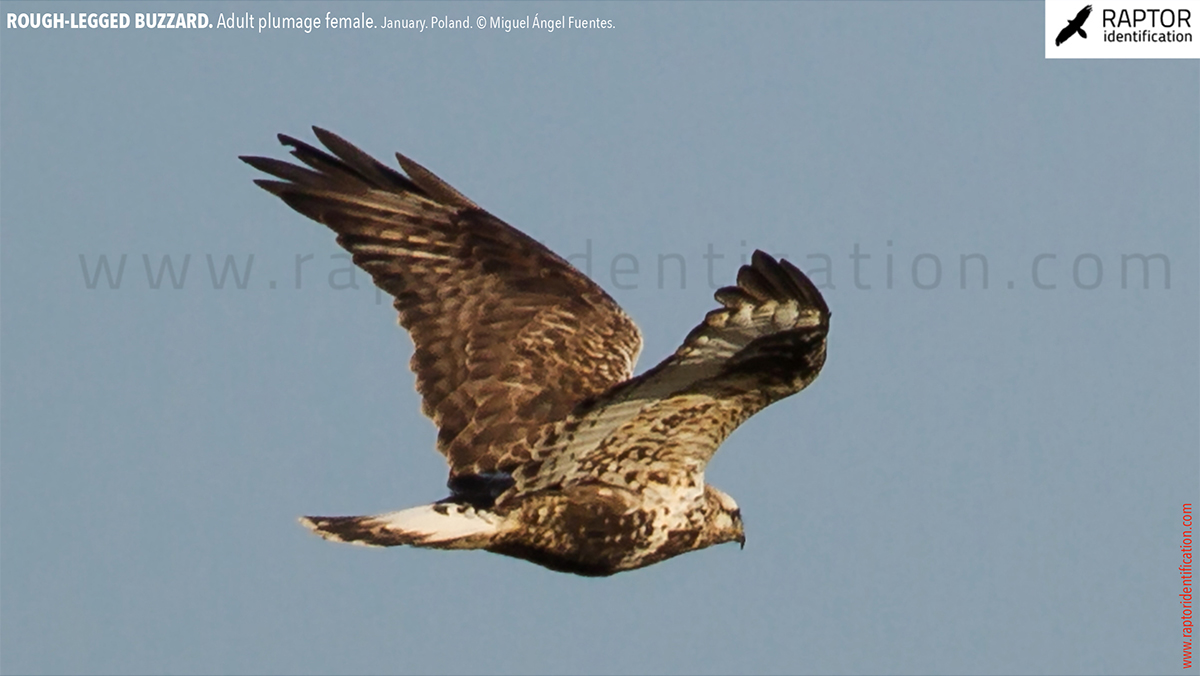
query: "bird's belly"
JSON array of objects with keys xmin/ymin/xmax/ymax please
[{"xmin": 490, "ymin": 496, "xmax": 705, "ymax": 575}]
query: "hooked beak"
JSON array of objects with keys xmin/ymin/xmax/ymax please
[{"xmin": 737, "ymin": 534, "xmax": 746, "ymax": 550}]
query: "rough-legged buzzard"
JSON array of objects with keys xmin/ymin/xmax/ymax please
[{"xmin": 241, "ymin": 128, "xmax": 830, "ymax": 576}]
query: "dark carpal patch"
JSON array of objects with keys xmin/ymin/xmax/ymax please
[{"xmin": 444, "ymin": 472, "xmax": 515, "ymax": 509}]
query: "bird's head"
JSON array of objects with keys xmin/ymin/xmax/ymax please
[{"xmin": 704, "ymin": 485, "xmax": 746, "ymax": 549}]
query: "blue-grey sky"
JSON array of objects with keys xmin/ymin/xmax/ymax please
[{"xmin": 2, "ymin": 2, "xmax": 1196, "ymax": 674}]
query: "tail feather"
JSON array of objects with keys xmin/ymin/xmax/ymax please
[{"xmin": 300, "ymin": 502, "xmax": 503, "ymax": 549}]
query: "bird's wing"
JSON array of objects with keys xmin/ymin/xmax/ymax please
[
  {"xmin": 1075, "ymin": 4, "xmax": 1093, "ymax": 23},
  {"xmin": 515, "ymin": 251, "xmax": 829, "ymax": 490},
  {"xmin": 1055, "ymin": 24, "xmax": 1075, "ymax": 45},
  {"xmin": 241, "ymin": 128, "xmax": 642, "ymax": 477}
]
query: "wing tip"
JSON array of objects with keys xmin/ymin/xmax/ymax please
[
  {"xmin": 277, "ymin": 132, "xmax": 304, "ymax": 148},
  {"xmin": 245, "ymin": 128, "xmax": 474, "ymax": 209},
  {"xmin": 718, "ymin": 249, "xmax": 829, "ymax": 318}
]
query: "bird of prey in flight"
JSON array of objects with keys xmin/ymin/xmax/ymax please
[
  {"xmin": 241, "ymin": 128, "xmax": 830, "ymax": 576},
  {"xmin": 1056, "ymin": 4, "xmax": 1093, "ymax": 46}
]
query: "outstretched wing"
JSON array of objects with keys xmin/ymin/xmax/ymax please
[
  {"xmin": 516, "ymin": 250, "xmax": 829, "ymax": 490},
  {"xmin": 1074, "ymin": 4, "xmax": 1092, "ymax": 24},
  {"xmin": 241, "ymin": 128, "xmax": 642, "ymax": 477},
  {"xmin": 1055, "ymin": 23, "xmax": 1076, "ymax": 45}
]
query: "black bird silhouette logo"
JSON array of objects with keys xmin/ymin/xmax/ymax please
[{"xmin": 1056, "ymin": 5, "xmax": 1093, "ymax": 46}]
